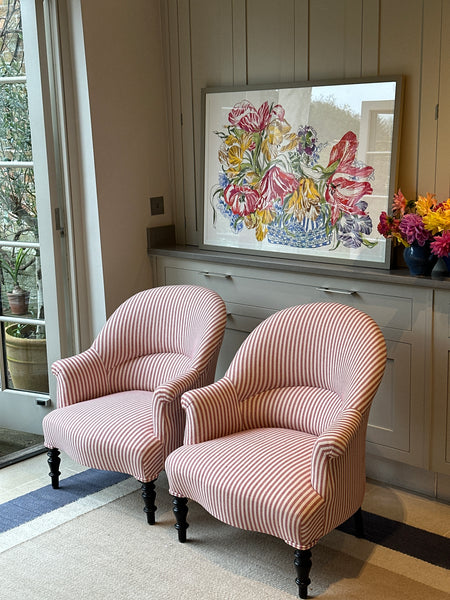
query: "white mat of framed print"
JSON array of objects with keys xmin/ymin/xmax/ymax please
[{"xmin": 201, "ymin": 76, "xmax": 403, "ymax": 269}]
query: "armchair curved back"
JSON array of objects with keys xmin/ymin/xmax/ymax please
[
  {"xmin": 226, "ymin": 302, "xmax": 386, "ymax": 435},
  {"xmin": 93, "ymin": 285, "xmax": 227, "ymax": 393}
]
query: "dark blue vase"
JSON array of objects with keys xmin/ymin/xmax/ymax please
[
  {"xmin": 442, "ymin": 256, "xmax": 450, "ymax": 274},
  {"xmin": 403, "ymin": 242, "xmax": 437, "ymax": 276}
]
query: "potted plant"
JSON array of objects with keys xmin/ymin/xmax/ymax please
[
  {"xmin": 0, "ymin": 247, "xmax": 32, "ymax": 315},
  {"xmin": 4, "ymin": 322, "xmax": 48, "ymax": 393}
]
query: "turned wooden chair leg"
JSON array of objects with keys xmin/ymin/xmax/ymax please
[
  {"xmin": 47, "ymin": 448, "xmax": 61, "ymax": 489},
  {"xmin": 141, "ymin": 480, "xmax": 157, "ymax": 525},
  {"xmin": 354, "ymin": 507, "xmax": 364, "ymax": 538},
  {"xmin": 294, "ymin": 549, "xmax": 312, "ymax": 599},
  {"xmin": 172, "ymin": 496, "xmax": 189, "ymax": 543}
]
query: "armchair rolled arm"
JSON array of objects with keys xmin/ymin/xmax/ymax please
[
  {"xmin": 51, "ymin": 347, "xmax": 109, "ymax": 408},
  {"xmin": 310, "ymin": 408, "xmax": 362, "ymax": 495},
  {"xmin": 181, "ymin": 376, "xmax": 242, "ymax": 445},
  {"xmin": 152, "ymin": 369, "xmax": 203, "ymax": 441}
]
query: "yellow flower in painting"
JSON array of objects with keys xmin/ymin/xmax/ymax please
[
  {"xmin": 244, "ymin": 208, "xmax": 275, "ymax": 241},
  {"xmin": 415, "ymin": 192, "xmax": 437, "ymax": 216},
  {"xmin": 287, "ymin": 178, "xmax": 321, "ymax": 222},
  {"xmin": 261, "ymin": 120, "xmax": 296, "ymax": 162},
  {"xmin": 280, "ymin": 133, "xmax": 300, "ymax": 153},
  {"xmin": 219, "ymin": 132, "xmax": 255, "ymax": 177}
]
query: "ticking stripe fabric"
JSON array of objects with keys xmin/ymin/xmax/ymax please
[
  {"xmin": 43, "ymin": 285, "xmax": 227, "ymax": 482},
  {"xmin": 166, "ymin": 302, "xmax": 387, "ymax": 550}
]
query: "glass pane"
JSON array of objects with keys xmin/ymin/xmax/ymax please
[
  {"xmin": 0, "ymin": 0, "xmax": 26, "ymax": 76},
  {"xmin": 373, "ymin": 113, "xmax": 394, "ymax": 152},
  {"xmin": 0, "ymin": 166, "xmax": 38, "ymax": 241},
  {"xmin": 2, "ymin": 321, "xmax": 48, "ymax": 393},
  {"xmin": 0, "ymin": 81, "xmax": 32, "ymax": 161}
]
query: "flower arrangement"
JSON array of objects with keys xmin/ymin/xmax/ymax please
[
  {"xmin": 377, "ymin": 190, "xmax": 450, "ymax": 257},
  {"xmin": 212, "ymin": 99, "xmax": 376, "ymax": 250}
]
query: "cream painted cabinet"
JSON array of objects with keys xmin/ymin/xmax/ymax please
[
  {"xmin": 432, "ymin": 290, "xmax": 450, "ymax": 477},
  {"xmin": 153, "ymin": 253, "xmax": 433, "ymax": 470}
]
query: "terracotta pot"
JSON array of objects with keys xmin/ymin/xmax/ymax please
[{"xmin": 7, "ymin": 287, "xmax": 30, "ymax": 315}]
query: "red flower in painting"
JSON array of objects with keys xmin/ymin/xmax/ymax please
[
  {"xmin": 228, "ymin": 100, "xmax": 285, "ymax": 133},
  {"xmin": 259, "ymin": 166, "xmax": 299, "ymax": 206},
  {"xmin": 325, "ymin": 131, "xmax": 374, "ymax": 225},
  {"xmin": 223, "ymin": 184, "xmax": 263, "ymax": 216}
]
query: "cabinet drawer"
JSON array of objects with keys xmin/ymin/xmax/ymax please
[{"xmin": 163, "ymin": 263, "xmax": 419, "ymax": 331}]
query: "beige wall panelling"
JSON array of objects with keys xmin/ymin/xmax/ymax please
[
  {"xmin": 309, "ymin": 0, "xmax": 344, "ymax": 79},
  {"xmin": 294, "ymin": 0, "xmax": 309, "ymax": 81},
  {"xmin": 417, "ymin": 0, "xmax": 441, "ymax": 195},
  {"xmin": 378, "ymin": 0, "xmax": 423, "ymax": 198},
  {"xmin": 246, "ymin": 0, "xmax": 296, "ymax": 84},
  {"xmin": 436, "ymin": 0, "xmax": 450, "ymax": 200},
  {"xmin": 361, "ymin": 0, "xmax": 380, "ymax": 76},
  {"xmin": 232, "ymin": 0, "xmax": 247, "ymax": 85},
  {"xmin": 176, "ymin": 0, "xmax": 197, "ymax": 244},
  {"xmin": 186, "ymin": 1, "xmax": 237, "ymax": 244},
  {"xmin": 163, "ymin": 0, "xmax": 186, "ymax": 245},
  {"xmin": 344, "ymin": 0, "xmax": 363, "ymax": 78}
]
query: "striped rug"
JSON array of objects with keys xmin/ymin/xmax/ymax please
[
  {"xmin": 0, "ymin": 472, "xmax": 448, "ymax": 599},
  {"xmin": 0, "ymin": 468, "xmax": 140, "ymax": 552}
]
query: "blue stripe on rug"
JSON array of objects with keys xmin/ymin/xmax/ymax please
[
  {"xmin": 338, "ymin": 510, "xmax": 450, "ymax": 570},
  {"xmin": 0, "ymin": 469, "xmax": 130, "ymax": 533}
]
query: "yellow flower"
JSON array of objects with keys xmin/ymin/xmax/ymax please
[
  {"xmin": 287, "ymin": 178, "xmax": 321, "ymax": 222},
  {"xmin": 261, "ymin": 120, "xmax": 296, "ymax": 162},
  {"xmin": 244, "ymin": 209, "xmax": 275, "ymax": 241},
  {"xmin": 423, "ymin": 207, "xmax": 450, "ymax": 234},
  {"xmin": 219, "ymin": 132, "xmax": 255, "ymax": 177},
  {"xmin": 415, "ymin": 193, "xmax": 437, "ymax": 216}
]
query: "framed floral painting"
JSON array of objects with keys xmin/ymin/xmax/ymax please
[{"xmin": 201, "ymin": 76, "xmax": 403, "ymax": 268}]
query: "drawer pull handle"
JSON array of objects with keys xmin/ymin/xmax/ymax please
[
  {"xmin": 202, "ymin": 271, "xmax": 232, "ymax": 279},
  {"xmin": 316, "ymin": 287, "xmax": 356, "ymax": 295}
]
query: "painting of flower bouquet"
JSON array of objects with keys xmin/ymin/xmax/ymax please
[{"xmin": 202, "ymin": 79, "xmax": 402, "ymax": 268}]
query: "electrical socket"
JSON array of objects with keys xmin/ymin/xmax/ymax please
[{"xmin": 150, "ymin": 196, "xmax": 164, "ymax": 216}]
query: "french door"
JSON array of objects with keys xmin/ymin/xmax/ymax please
[{"xmin": 0, "ymin": 0, "xmax": 66, "ymax": 435}]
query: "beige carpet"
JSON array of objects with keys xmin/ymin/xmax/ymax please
[{"xmin": 1, "ymin": 473, "xmax": 449, "ymax": 600}]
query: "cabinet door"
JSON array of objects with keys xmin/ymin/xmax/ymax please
[
  {"xmin": 366, "ymin": 340, "xmax": 411, "ymax": 455},
  {"xmin": 431, "ymin": 290, "xmax": 450, "ymax": 475}
]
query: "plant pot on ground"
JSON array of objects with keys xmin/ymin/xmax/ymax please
[
  {"xmin": 4, "ymin": 323, "xmax": 48, "ymax": 393},
  {"xmin": 0, "ymin": 248, "xmax": 32, "ymax": 315}
]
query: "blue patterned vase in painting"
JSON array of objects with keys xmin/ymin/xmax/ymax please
[
  {"xmin": 267, "ymin": 214, "xmax": 331, "ymax": 249},
  {"xmin": 403, "ymin": 241, "xmax": 437, "ymax": 276}
]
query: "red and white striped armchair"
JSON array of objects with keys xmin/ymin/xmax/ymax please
[
  {"xmin": 43, "ymin": 285, "xmax": 227, "ymax": 524},
  {"xmin": 165, "ymin": 302, "xmax": 387, "ymax": 598}
]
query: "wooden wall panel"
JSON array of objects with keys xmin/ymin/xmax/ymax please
[
  {"xmin": 309, "ymin": 0, "xmax": 348, "ymax": 79},
  {"xmin": 232, "ymin": 0, "xmax": 247, "ymax": 85},
  {"xmin": 162, "ymin": 0, "xmax": 185, "ymax": 243},
  {"xmin": 189, "ymin": 1, "xmax": 235, "ymax": 241},
  {"xmin": 246, "ymin": 0, "xmax": 296, "ymax": 84},
  {"xmin": 417, "ymin": 0, "xmax": 441, "ymax": 195},
  {"xmin": 436, "ymin": 0, "xmax": 450, "ymax": 200},
  {"xmin": 343, "ymin": 0, "xmax": 363, "ymax": 77},
  {"xmin": 294, "ymin": 0, "xmax": 309, "ymax": 80},
  {"xmin": 378, "ymin": 0, "xmax": 423, "ymax": 199},
  {"xmin": 361, "ymin": 0, "xmax": 380, "ymax": 76}
]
